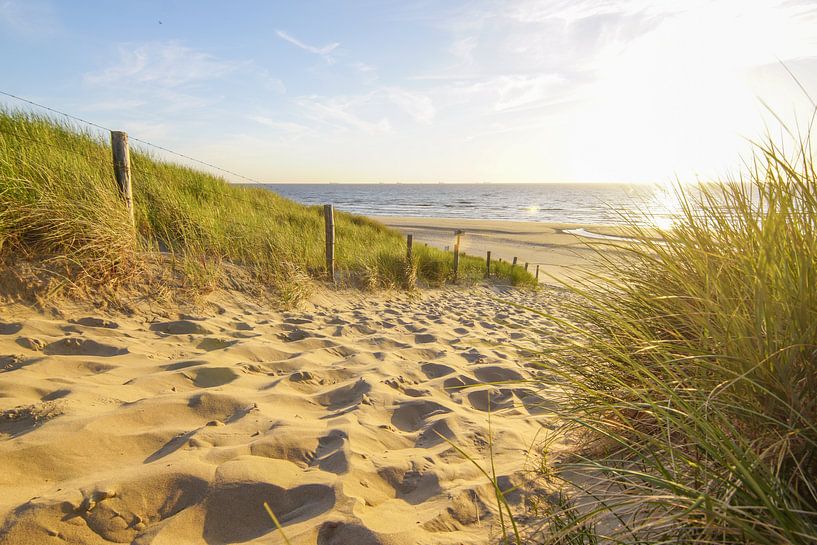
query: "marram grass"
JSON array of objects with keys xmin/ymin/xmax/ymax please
[
  {"xmin": 0, "ymin": 109, "xmax": 535, "ymax": 302},
  {"xmin": 533, "ymin": 135, "xmax": 817, "ymax": 543}
]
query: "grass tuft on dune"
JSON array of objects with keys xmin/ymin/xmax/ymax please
[
  {"xmin": 535, "ymin": 135, "xmax": 817, "ymax": 543},
  {"xmin": 0, "ymin": 110, "xmax": 535, "ymax": 302}
]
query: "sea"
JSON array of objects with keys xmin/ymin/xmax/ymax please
[{"xmin": 261, "ymin": 183, "xmax": 681, "ymax": 227}]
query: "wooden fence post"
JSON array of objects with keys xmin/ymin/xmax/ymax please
[
  {"xmin": 535, "ymin": 264, "xmax": 540, "ymax": 282},
  {"xmin": 485, "ymin": 251, "xmax": 491, "ymax": 277},
  {"xmin": 406, "ymin": 234, "xmax": 413, "ymax": 262},
  {"xmin": 110, "ymin": 131, "xmax": 134, "ymax": 226},
  {"xmin": 452, "ymin": 229, "xmax": 463, "ymax": 282},
  {"xmin": 524, "ymin": 262, "xmax": 529, "ymax": 271},
  {"xmin": 512, "ymin": 256, "xmax": 518, "ymax": 268},
  {"xmin": 324, "ymin": 204, "xmax": 335, "ymax": 282}
]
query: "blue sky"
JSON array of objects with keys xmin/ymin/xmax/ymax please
[{"xmin": 2, "ymin": 0, "xmax": 817, "ymax": 183}]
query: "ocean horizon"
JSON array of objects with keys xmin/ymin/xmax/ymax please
[{"xmin": 258, "ymin": 182, "xmax": 677, "ymax": 226}]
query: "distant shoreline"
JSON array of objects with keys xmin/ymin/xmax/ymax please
[{"xmin": 373, "ymin": 215, "xmax": 641, "ymax": 283}]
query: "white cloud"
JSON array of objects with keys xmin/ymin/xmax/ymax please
[
  {"xmin": 296, "ymin": 94, "xmax": 392, "ymax": 135},
  {"xmin": 275, "ymin": 30, "xmax": 340, "ymax": 60},
  {"xmin": 85, "ymin": 41, "xmax": 238, "ymax": 88}
]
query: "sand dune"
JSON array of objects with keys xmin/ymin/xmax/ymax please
[{"xmin": 0, "ymin": 285, "xmax": 569, "ymax": 544}]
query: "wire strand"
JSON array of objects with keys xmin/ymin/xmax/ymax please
[{"xmin": 0, "ymin": 89, "xmax": 264, "ymax": 184}]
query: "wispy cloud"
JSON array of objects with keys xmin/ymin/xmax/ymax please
[
  {"xmin": 296, "ymin": 94, "xmax": 391, "ymax": 135},
  {"xmin": 85, "ymin": 41, "xmax": 239, "ymax": 88},
  {"xmin": 275, "ymin": 29, "xmax": 340, "ymax": 60},
  {"xmin": 0, "ymin": 0, "xmax": 60, "ymax": 37},
  {"xmin": 292, "ymin": 86, "xmax": 435, "ymax": 135},
  {"xmin": 83, "ymin": 40, "xmax": 286, "ymax": 117}
]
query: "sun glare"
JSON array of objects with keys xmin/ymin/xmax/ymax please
[{"xmin": 646, "ymin": 184, "xmax": 685, "ymax": 230}]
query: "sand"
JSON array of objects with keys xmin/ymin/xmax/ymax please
[
  {"xmin": 0, "ymin": 282, "xmax": 574, "ymax": 545},
  {"xmin": 377, "ymin": 217, "xmax": 635, "ymax": 283}
]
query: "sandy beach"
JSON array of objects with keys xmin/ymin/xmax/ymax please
[
  {"xmin": 0, "ymin": 281, "xmax": 575, "ymax": 545},
  {"xmin": 378, "ymin": 217, "xmax": 634, "ymax": 283}
]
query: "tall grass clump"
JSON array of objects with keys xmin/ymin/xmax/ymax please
[
  {"xmin": 0, "ymin": 109, "xmax": 534, "ymax": 301},
  {"xmin": 535, "ymin": 135, "xmax": 817, "ymax": 543}
]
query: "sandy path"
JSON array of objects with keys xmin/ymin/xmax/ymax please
[{"xmin": 0, "ymin": 286, "xmax": 567, "ymax": 545}]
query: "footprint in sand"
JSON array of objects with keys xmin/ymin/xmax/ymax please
[
  {"xmin": 473, "ymin": 365, "xmax": 526, "ymax": 383},
  {"xmin": 311, "ymin": 429, "xmax": 349, "ymax": 473},
  {"xmin": 459, "ymin": 348, "xmax": 487, "ymax": 363},
  {"xmin": 196, "ymin": 337, "xmax": 239, "ymax": 351},
  {"xmin": 283, "ymin": 316, "xmax": 312, "ymax": 325},
  {"xmin": 69, "ymin": 317, "xmax": 119, "ymax": 329},
  {"xmin": 317, "ymin": 521, "xmax": 385, "ymax": 545},
  {"xmin": 0, "ymin": 322, "xmax": 23, "ymax": 335},
  {"xmin": 15, "ymin": 337, "xmax": 46, "ymax": 351},
  {"xmin": 315, "ymin": 378, "xmax": 372, "ymax": 409},
  {"xmin": 390, "ymin": 400, "xmax": 452, "ymax": 432},
  {"xmin": 466, "ymin": 388, "xmax": 517, "ymax": 412},
  {"xmin": 420, "ymin": 362, "xmax": 455, "ymax": 379},
  {"xmin": 44, "ymin": 337, "xmax": 127, "ymax": 357},
  {"xmin": 414, "ymin": 333, "xmax": 437, "ymax": 344},
  {"xmin": 289, "ymin": 370, "xmax": 319, "ymax": 383},
  {"xmin": 415, "ymin": 416, "xmax": 459, "ymax": 447},
  {"xmin": 443, "ymin": 374, "xmax": 478, "ymax": 394},
  {"xmin": 0, "ymin": 402, "xmax": 63, "ymax": 437},
  {"xmin": 232, "ymin": 320, "xmax": 253, "ymax": 331},
  {"xmin": 161, "ymin": 359, "xmax": 208, "ymax": 371},
  {"xmin": 0, "ymin": 354, "xmax": 29, "ymax": 372},
  {"xmin": 187, "ymin": 367, "xmax": 239, "ymax": 388},
  {"xmin": 150, "ymin": 320, "xmax": 211, "ymax": 335},
  {"xmin": 203, "ymin": 481, "xmax": 335, "ymax": 543}
]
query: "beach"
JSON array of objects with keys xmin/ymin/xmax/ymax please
[
  {"xmin": 378, "ymin": 216, "xmax": 634, "ymax": 283},
  {"xmin": 0, "ymin": 278, "xmax": 574, "ymax": 544}
]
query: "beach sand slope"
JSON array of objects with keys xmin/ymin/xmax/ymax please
[{"xmin": 0, "ymin": 286, "xmax": 567, "ymax": 545}]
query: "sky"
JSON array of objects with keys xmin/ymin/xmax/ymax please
[{"xmin": 1, "ymin": 0, "xmax": 817, "ymax": 184}]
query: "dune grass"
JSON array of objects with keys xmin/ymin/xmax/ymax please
[
  {"xmin": 530, "ymin": 135, "xmax": 817, "ymax": 543},
  {"xmin": 0, "ymin": 110, "xmax": 535, "ymax": 302}
]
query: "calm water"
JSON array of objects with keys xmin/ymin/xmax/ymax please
[{"xmin": 261, "ymin": 183, "xmax": 680, "ymax": 226}]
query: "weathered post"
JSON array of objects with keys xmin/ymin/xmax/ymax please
[
  {"xmin": 485, "ymin": 251, "xmax": 491, "ymax": 277},
  {"xmin": 512, "ymin": 256, "xmax": 518, "ymax": 268},
  {"xmin": 110, "ymin": 131, "xmax": 134, "ymax": 226},
  {"xmin": 406, "ymin": 234, "xmax": 413, "ymax": 262},
  {"xmin": 535, "ymin": 264, "xmax": 540, "ymax": 282},
  {"xmin": 452, "ymin": 229, "xmax": 464, "ymax": 283},
  {"xmin": 524, "ymin": 262, "xmax": 529, "ymax": 271},
  {"xmin": 324, "ymin": 204, "xmax": 335, "ymax": 282}
]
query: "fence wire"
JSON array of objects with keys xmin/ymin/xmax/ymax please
[
  {"xmin": 0, "ymin": 89, "xmax": 263, "ymax": 184},
  {"xmin": 0, "ymin": 90, "xmax": 544, "ymax": 282}
]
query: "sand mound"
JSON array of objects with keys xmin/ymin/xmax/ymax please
[{"xmin": 0, "ymin": 286, "xmax": 567, "ymax": 544}]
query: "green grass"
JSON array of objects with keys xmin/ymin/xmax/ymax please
[
  {"xmin": 0, "ymin": 110, "xmax": 535, "ymax": 302},
  {"xmin": 532, "ymin": 135, "xmax": 817, "ymax": 543}
]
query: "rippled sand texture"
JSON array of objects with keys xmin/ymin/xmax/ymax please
[{"xmin": 0, "ymin": 286, "xmax": 566, "ymax": 545}]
